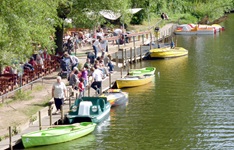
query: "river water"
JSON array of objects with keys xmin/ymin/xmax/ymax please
[{"xmin": 28, "ymin": 14, "xmax": 234, "ymax": 150}]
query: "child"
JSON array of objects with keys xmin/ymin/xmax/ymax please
[
  {"xmin": 81, "ymin": 66, "xmax": 89, "ymax": 88},
  {"xmin": 78, "ymin": 77, "xmax": 85, "ymax": 98}
]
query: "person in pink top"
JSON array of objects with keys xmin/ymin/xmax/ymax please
[{"xmin": 81, "ymin": 66, "xmax": 89, "ymax": 88}]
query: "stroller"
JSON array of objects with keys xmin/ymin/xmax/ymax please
[{"xmin": 58, "ymin": 57, "xmax": 71, "ymax": 79}]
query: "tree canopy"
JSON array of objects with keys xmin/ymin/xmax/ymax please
[
  {"xmin": 0, "ymin": 0, "xmax": 61, "ymax": 66},
  {"xmin": 0, "ymin": 0, "xmax": 233, "ymax": 66}
]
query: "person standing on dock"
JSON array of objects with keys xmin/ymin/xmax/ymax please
[
  {"xmin": 52, "ymin": 76, "xmax": 67, "ymax": 114},
  {"xmin": 90, "ymin": 66, "xmax": 103, "ymax": 95}
]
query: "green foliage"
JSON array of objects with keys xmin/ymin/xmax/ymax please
[
  {"xmin": 134, "ymin": 0, "xmax": 234, "ymax": 25},
  {"xmin": 178, "ymin": 14, "xmax": 198, "ymax": 24},
  {"xmin": 0, "ymin": 0, "xmax": 61, "ymax": 65},
  {"xmin": 130, "ymin": 12, "xmax": 144, "ymax": 25},
  {"xmin": 0, "ymin": 0, "xmax": 233, "ymax": 65},
  {"xmin": 13, "ymin": 90, "xmax": 33, "ymax": 101}
]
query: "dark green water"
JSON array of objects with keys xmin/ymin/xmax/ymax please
[{"xmin": 28, "ymin": 14, "xmax": 234, "ymax": 150}]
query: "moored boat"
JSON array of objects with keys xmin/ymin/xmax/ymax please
[
  {"xmin": 174, "ymin": 24, "xmax": 215, "ymax": 35},
  {"xmin": 21, "ymin": 122, "xmax": 96, "ymax": 148},
  {"xmin": 128, "ymin": 67, "xmax": 156, "ymax": 76},
  {"xmin": 65, "ymin": 97, "xmax": 111, "ymax": 124},
  {"xmin": 149, "ymin": 47, "xmax": 188, "ymax": 58},
  {"xmin": 116, "ymin": 74, "xmax": 155, "ymax": 89},
  {"xmin": 99, "ymin": 89, "xmax": 128, "ymax": 106}
]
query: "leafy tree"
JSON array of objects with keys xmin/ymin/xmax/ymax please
[{"xmin": 0, "ymin": 0, "xmax": 60, "ymax": 67}]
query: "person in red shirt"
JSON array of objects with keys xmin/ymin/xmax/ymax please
[{"xmin": 78, "ymin": 77, "xmax": 85, "ymax": 98}]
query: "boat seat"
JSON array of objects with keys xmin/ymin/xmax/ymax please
[
  {"xmin": 78, "ymin": 101, "xmax": 92, "ymax": 116},
  {"xmin": 98, "ymin": 98, "xmax": 105, "ymax": 112}
]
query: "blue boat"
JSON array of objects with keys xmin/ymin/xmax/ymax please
[{"xmin": 65, "ymin": 97, "xmax": 111, "ymax": 124}]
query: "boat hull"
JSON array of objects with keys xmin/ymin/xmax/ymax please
[
  {"xmin": 150, "ymin": 47, "xmax": 188, "ymax": 58},
  {"xmin": 22, "ymin": 122, "xmax": 96, "ymax": 148},
  {"xmin": 174, "ymin": 24, "xmax": 215, "ymax": 35},
  {"xmin": 100, "ymin": 91, "xmax": 129, "ymax": 106},
  {"xmin": 116, "ymin": 74, "xmax": 155, "ymax": 89}
]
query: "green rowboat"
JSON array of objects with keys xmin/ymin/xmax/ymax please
[
  {"xmin": 21, "ymin": 122, "xmax": 96, "ymax": 148},
  {"xmin": 128, "ymin": 67, "xmax": 156, "ymax": 76}
]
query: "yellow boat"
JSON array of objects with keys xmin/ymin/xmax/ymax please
[
  {"xmin": 116, "ymin": 74, "xmax": 155, "ymax": 89},
  {"xmin": 149, "ymin": 47, "xmax": 188, "ymax": 58}
]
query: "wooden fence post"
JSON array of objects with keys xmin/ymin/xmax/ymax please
[
  {"xmin": 9, "ymin": 126, "xmax": 12, "ymax": 150},
  {"xmin": 115, "ymin": 52, "xmax": 119, "ymax": 68},
  {"xmin": 39, "ymin": 111, "xmax": 42, "ymax": 130},
  {"xmin": 122, "ymin": 49, "xmax": 124, "ymax": 65},
  {"xmin": 142, "ymin": 34, "xmax": 144, "ymax": 44},
  {"xmin": 49, "ymin": 105, "xmax": 52, "ymax": 126},
  {"xmin": 150, "ymin": 32, "xmax": 152, "ymax": 50},
  {"xmin": 140, "ymin": 45, "xmax": 142, "ymax": 61},
  {"xmin": 134, "ymin": 46, "xmax": 136, "ymax": 63},
  {"xmin": 130, "ymin": 47, "xmax": 133, "ymax": 63},
  {"xmin": 121, "ymin": 68, "xmax": 123, "ymax": 78},
  {"xmin": 100, "ymin": 83, "xmax": 102, "ymax": 95},
  {"xmin": 61, "ymin": 105, "xmax": 64, "ymax": 124},
  {"xmin": 125, "ymin": 49, "xmax": 127, "ymax": 67},
  {"xmin": 109, "ymin": 73, "xmax": 111, "ymax": 88},
  {"xmin": 69, "ymin": 96, "xmax": 71, "ymax": 108},
  {"xmin": 88, "ymin": 86, "xmax": 90, "ymax": 97},
  {"xmin": 133, "ymin": 36, "xmax": 136, "ymax": 48}
]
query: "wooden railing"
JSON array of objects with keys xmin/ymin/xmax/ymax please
[{"xmin": 0, "ymin": 55, "xmax": 60, "ymax": 102}]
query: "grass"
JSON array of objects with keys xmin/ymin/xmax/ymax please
[
  {"xmin": 12, "ymin": 90, "xmax": 33, "ymax": 101},
  {"xmin": 18, "ymin": 94, "xmax": 51, "ymax": 120},
  {"xmin": 0, "ymin": 83, "xmax": 52, "ymax": 141}
]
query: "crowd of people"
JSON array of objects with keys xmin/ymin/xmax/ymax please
[
  {"xmin": 51, "ymin": 48, "xmax": 114, "ymax": 114},
  {"xmin": 62, "ymin": 26, "xmax": 130, "ymax": 56},
  {"xmin": 2, "ymin": 48, "xmax": 53, "ymax": 83}
]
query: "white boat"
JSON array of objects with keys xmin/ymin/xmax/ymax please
[{"xmin": 174, "ymin": 24, "xmax": 215, "ymax": 35}]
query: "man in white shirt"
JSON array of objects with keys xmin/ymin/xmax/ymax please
[
  {"xmin": 52, "ymin": 76, "xmax": 67, "ymax": 114},
  {"xmin": 90, "ymin": 66, "xmax": 103, "ymax": 94},
  {"xmin": 113, "ymin": 28, "xmax": 122, "ymax": 36},
  {"xmin": 92, "ymin": 37, "xmax": 103, "ymax": 58},
  {"xmin": 113, "ymin": 28, "xmax": 123, "ymax": 44}
]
